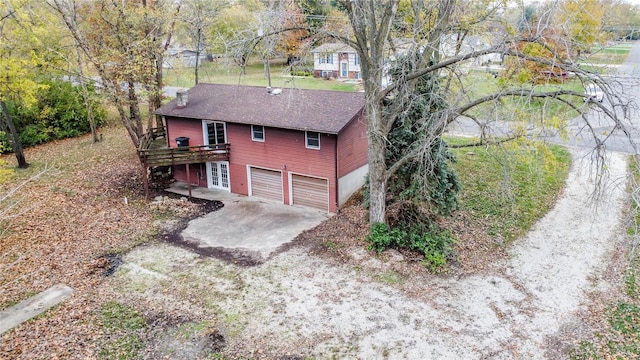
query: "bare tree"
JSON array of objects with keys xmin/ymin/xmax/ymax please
[
  {"xmin": 333, "ymin": 0, "xmax": 629, "ymax": 224},
  {"xmin": 179, "ymin": 0, "xmax": 223, "ymax": 85}
]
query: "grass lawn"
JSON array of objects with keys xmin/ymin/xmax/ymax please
[
  {"xmin": 449, "ymin": 138, "xmax": 571, "ymax": 244},
  {"xmin": 586, "ymin": 42, "xmax": 632, "ymax": 65}
]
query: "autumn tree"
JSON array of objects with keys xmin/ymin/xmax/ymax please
[
  {"xmin": 0, "ymin": 0, "xmax": 56, "ymax": 168},
  {"xmin": 276, "ymin": 0, "xmax": 308, "ymax": 64},
  {"xmin": 602, "ymin": 1, "xmax": 640, "ymax": 40},
  {"xmin": 49, "ymin": 0, "xmax": 179, "ymax": 147},
  {"xmin": 210, "ymin": 0, "xmax": 265, "ymax": 75},
  {"xmin": 556, "ymin": 0, "xmax": 605, "ymax": 57},
  {"xmin": 333, "ymin": 0, "xmax": 627, "ymax": 224}
]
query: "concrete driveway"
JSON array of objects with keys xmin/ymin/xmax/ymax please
[{"xmin": 167, "ymin": 183, "xmax": 329, "ymax": 263}]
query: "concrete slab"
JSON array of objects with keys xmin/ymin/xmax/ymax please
[
  {"xmin": 167, "ymin": 182, "xmax": 329, "ymax": 261},
  {"xmin": 0, "ymin": 284, "xmax": 73, "ymax": 334}
]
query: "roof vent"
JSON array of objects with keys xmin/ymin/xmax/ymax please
[{"xmin": 176, "ymin": 89, "xmax": 188, "ymax": 108}]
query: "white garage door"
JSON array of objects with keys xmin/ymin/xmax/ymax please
[
  {"xmin": 292, "ymin": 174, "xmax": 329, "ymax": 211},
  {"xmin": 250, "ymin": 167, "xmax": 283, "ymax": 202}
]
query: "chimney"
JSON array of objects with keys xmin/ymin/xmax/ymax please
[{"xmin": 176, "ymin": 89, "xmax": 188, "ymax": 109}]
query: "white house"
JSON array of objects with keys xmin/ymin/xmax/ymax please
[
  {"xmin": 311, "ymin": 43, "xmax": 361, "ymax": 80},
  {"xmin": 440, "ymin": 34, "xmax": 503, "ymax": 67}
]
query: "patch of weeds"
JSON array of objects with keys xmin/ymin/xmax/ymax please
[
  {"xmin": 571, "ymin": 253, "xmax": 640, "ymax": 359},
  {"xmin": 98, "ymin": 301, "xmax": 146, "ymax": 360},
  {"xmin": 324, "ymin": 240, "xmax": 341, "ymax": 251},
  {"xmin": 569, "ymin": 340, "xmax": 603, "ymax": 360},
  {"xmin": 177, "ymin": 320, "xmax": 215, "ymax": 339},
  {"xmin": 625, "ymin": 263, "xmax": 640, "ymax": 298},
  {"xmin": 378, "ymin": 270, "xmax": 403, "ymax": 285},
  {"xmin": 610, "ymin": 303, "xmax": 640, "ymax": 336},
  {"xmin": 220, "ymin": 312, "xmax": 245, "ymax": 339}
]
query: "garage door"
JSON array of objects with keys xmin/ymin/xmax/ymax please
[
  {"xmin": 250, "ymin": 167, "xmax": 283, "ymax": 202},
  {"xmin": 291, "ymin": 174, "xmax": 328, "ymax": 211}
]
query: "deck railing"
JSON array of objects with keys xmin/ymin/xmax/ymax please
[{"xmin": 137, "ymin": 127, "xmax": 230, "ymax": 167}]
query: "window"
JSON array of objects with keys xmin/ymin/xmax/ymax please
[
  {"xmin": 252, "ymin": 125, "xmax": 265, "ymax": 142},
  {"xmin": 354, "ymin": 53, "xmax": 359, "ymax": 66},
  {"xmin": 319, "ymin": 53, "xmax": 333, "ymax": 64},
  {"xmin": 204, "ymin": 121, "xmax": 226, "ymax": 146},
  {"xmin": 305, "ymin": 131, "xmax": 320, "ymax": 149},
  {"xmin": 355, "ymin": 71, "xmax": 361, "ymax": 80}
]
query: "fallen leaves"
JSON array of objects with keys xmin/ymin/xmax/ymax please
[{"xmin": 0, "ymin": 127, "xmax": 162, "ymax": 358}]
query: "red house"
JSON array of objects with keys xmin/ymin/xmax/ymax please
[{"xmin": 153, "ymin": 83, "xmax": 368, "ymax": 213}]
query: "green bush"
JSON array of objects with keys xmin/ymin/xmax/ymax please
[
  {"xmin": 290, "ymin": 70, "xmax": 312, "ymax": 77},
  {"xmin": 1, "ymin": 78, "xmax": 105, "ymax": 151},
  {"xmin": 366, "ymin": 221, "xmax": 455, "ymax": 271}
]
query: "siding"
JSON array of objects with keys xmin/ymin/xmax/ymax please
[
  {"xmin": 166, "ymin": 117, "xmax": 206, "ymax": 147},
  {"xmin": 166, "ymin": 117, "xmax": 208, "ymax": 187},
  {"xmin": 337, "ymin": 111, "xmax": 368, "ymax": 177},
  {"xmin": 227, "ymin": 123, "xmax": 338, "ymax": 212}
]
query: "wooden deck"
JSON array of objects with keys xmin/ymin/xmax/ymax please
[{"xmin": 137, "ymin": 127, "xmax": 230, "ymax": 198}]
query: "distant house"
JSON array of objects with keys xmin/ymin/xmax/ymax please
[
  {"xmin": 163, "ymin": 46, "xmax": 208, "ymax": 69},
  {"xmin": 440, "ymin": 34, "xmax": 503, "ymax": 66},
  {"xmin": 152, "ymin": 84, "xmax": 368, "ymax": 212},
  {"xmin": 311, "ymin": 43, "xmax": 362, "ymax": 80}
]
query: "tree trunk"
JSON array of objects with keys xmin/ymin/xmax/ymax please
[
  {"xmin": 75, "ymin": 47, "xmax": 99, "ymax": 143},
  {"xmin": 364, "ymin": 94, "xmax": 388, "ymax": 224},
  {"xmin": 264, "ymin": 58, "xmax": 272, "ymax": 88},
  {"xmin": 128, "ymin": 79, "xmax": 143, "ymax": 137},
  {"xmin": 0, "ymin": 100, "xmax": 28, "ymax": 168},
  {"xmin": 195, "ymin": 27, "xmax": 201, "ymax": 85},
  {"xmin": 150, "ymin": 54, "xmax": 164, "ymax": 129}
]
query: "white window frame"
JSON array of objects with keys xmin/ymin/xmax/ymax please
[
  {"xmin": 319, "ymin": 53, "xmax": 333, "ymax": 64},
  {"xmin": 251, "ymin": 125, "xmax": 265, "ymax": 142},
  {"xmin": 305, "ymin": 131, "xmax": 320, "ymax": 150},
  {"xmin": 202, "ymin": 120, "xmax": 227, "ymax": 149},
  {"xmin": 354, "ymin": 53, "xmax": 359, "ymax": 66}
]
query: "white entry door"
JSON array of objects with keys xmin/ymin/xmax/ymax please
[{"xmin": 207, "ymin": 161, "xmax": 230, "ymax": 191}]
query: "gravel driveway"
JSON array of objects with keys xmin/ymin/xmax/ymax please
[{"xmin": 115, "ymin": 148, "xmax": 628, "ymax": 359}]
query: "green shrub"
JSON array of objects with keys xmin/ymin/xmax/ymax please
[
  {"xmin": 1, "ymin": 78, "xmax": 105, "ymax": 151},
  {"xmin": 366, "ymin": 221, "xmax": 455, "ymax": 271},
  {"xmin": 367, "ymin": 222, "xmax": 405, "ymax": 253},
  {"xmin": 290, "ymin": 70, "xmax": 312, "ymax": 77}
]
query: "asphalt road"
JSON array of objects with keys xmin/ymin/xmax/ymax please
[{"xmin": 449, "ymin": 42, "xmax": 640, "ymax": 155}]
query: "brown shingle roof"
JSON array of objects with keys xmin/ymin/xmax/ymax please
[
  {"xmin": 312, "ymin": 42, "xmax": 357, "ymax": 54},
  {"xmin": 155, "ymin": 83, "xmax": 365, "ymax": 134}
]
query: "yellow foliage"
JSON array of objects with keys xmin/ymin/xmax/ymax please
[
  {"xmin": 0, "ymin": 159, "xmax": 15, "ymax": 184},
  {"xmin": 556, "ymin": 0, "xmax": 605, "ymax": 48}
]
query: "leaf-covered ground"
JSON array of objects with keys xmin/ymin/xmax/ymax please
[{"xmin": 0, "ymin": 127, "xmax": 212, "ymax": 358}]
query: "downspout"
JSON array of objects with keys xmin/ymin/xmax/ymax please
[{"xmin": 334, "ymin": 134, "xmax": 339, "ymax": 213}]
